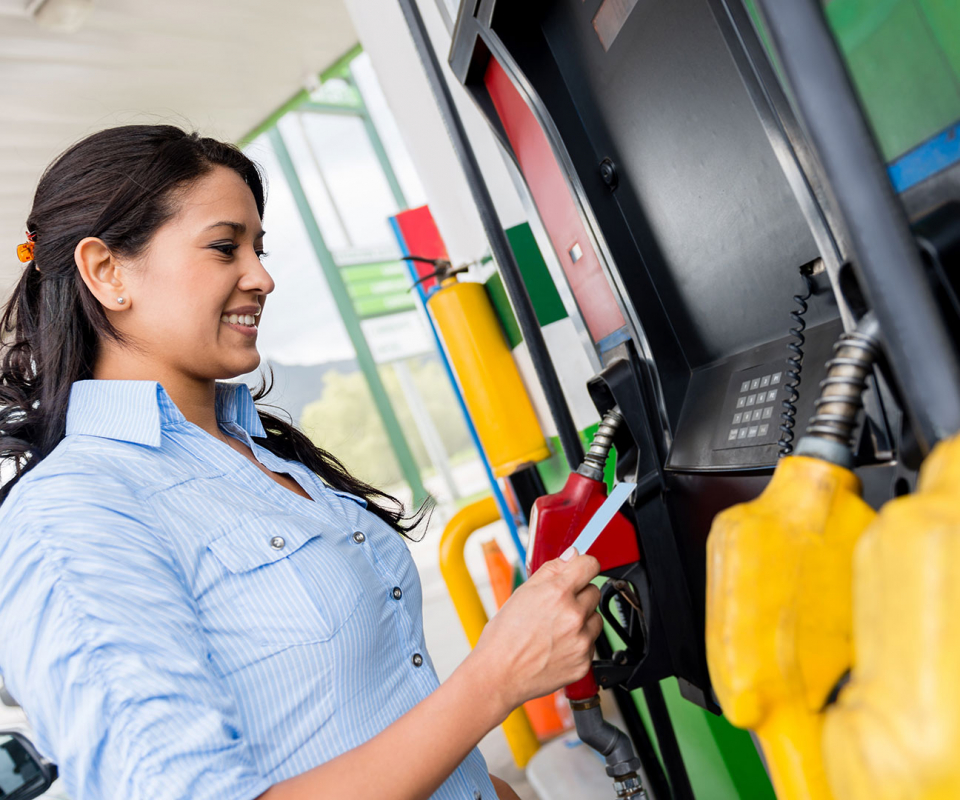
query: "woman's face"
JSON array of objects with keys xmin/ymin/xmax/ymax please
[{"xmin": 119, "ymin": 166, "xmax": 275, "ymax": 381}]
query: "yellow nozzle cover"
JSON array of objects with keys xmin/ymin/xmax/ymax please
[
  {"xmin": 706, "ymin": 455, "xmax": 876, "ymax": 800},
  {"xmin": 824, "ymin": 433, "xmax": 960, "ymax": 800}
]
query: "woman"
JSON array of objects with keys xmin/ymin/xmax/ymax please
[{"xmin": 0, "ymin": 125, "xmax": 602, "ymax": 800}]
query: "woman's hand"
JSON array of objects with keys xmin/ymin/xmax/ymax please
[{"xmin": 467, "ymin": 549, "xmax": 603, "ymax": 720}]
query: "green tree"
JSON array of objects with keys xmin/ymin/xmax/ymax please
[{"xmin": 299, "ymin": 354, "xmax": 473, "ymax": 489}]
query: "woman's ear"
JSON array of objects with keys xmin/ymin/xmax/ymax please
[{"xmin": 75, "ymin": 237, "xmax": 131, "ymax": 310}]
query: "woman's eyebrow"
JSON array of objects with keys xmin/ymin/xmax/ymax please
[{"xmin": 202, "ymin": 221, "xmax": 266, "ymax": 238}]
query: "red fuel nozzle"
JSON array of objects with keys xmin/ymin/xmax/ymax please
[
  {"xmin": 523, "ymin": 406, "xmax": 647, "ymax": 797},
  {"xmin": 525, "ymin": 409, "xmax": 647, "ymax": 789},
  {"xmin": 526, "ymin": 468, "xmax": 640, "ymax": 702}
]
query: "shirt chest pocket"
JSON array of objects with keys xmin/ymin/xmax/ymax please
[{"xmin": 203, "ymin": 514, "xmax": 364, "ymax": 663}]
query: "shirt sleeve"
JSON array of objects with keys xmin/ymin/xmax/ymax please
[{"xmin": 0, "ymin": 470, "xmax": 273, "ymax": 800}]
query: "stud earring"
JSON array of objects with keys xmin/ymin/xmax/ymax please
[{"xmin": 116, "ymin": 297, "xmax": 126, "ymax": 305}]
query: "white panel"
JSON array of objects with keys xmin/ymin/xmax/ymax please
[
  {"xmin": 509, "ymin": 318, "xmax": 601, "ymax": 440},
  {"xmin": 511, "ymin": 343, "xmax": 558, "ymax": 439},
  {"xmin": 541, "ymin": 317, "xmax": 602, "ymax": 432}
]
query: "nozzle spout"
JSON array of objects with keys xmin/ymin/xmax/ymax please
[{"xmin": 572, "ymin": 700, "xmax": 647, "ymax": 798}]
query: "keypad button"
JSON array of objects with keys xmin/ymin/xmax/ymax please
[
  {"xmin": 412, "ymin": 653, "xmax": 424, "ymax": 667},
  {"xmin": 732, "ymin": 412, "xmax": 742, "ymax": 424},
  {"xmin": 752, "ymin": 409, "xmax": 762, "ymax": 421},
  {"xmin": 736, "ymin": 397, "xmax": 746, "ymax": 409},
  {"xmin": 728, "ymin": 428, "xmax": 738, "ymax": 441},
  {"xmin": 767, "ymin": 390, "xmax": 778, "ymax": 403},
  {"xmin": 771, "ymin": 372, "xmax": 782, "ymax": 384},
  {"xmin": 758, "ymin": 424, "xmax": 769, "ymax": 436},
  {"xmin": 738, "ymin": 428, "xmax": 748, "ymax": 440},
  {"xmin": 750, "ymin": 378, "xmax": 761, "ymax": 390},
  {"xmin": 747, "ymin": 426, "xmax": 759, "ymax": 438},
  {"xmin": 762, "ymin": 406, "xmax": 774, "ymax": 419},
  {"xmin": 746, "ymin": 394, "xmax": 757, "ymax": 406},
  {"xmin": 740, "ymin": 380, "xmax": 751, "ymax": 393},
  {"xmin": 760, "ymin": 375, "xmax": 771, "ymax": 387}
]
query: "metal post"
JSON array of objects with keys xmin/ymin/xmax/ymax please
[{"xmin": 268, "ymin": 126, "xmax": 431, "ymax": 505}]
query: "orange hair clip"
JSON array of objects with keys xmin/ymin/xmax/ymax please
[{"xmin": 17, "ymin": 231, "xmax": 36, "ymax": 263}]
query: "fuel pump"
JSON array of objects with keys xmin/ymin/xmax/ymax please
[
  {"xmin": 526, "ymin": 409, "xmax": 646, "ymax": 799},
  {"xmin": 705, "ymin": 315, "xmax": 882, "ymax": 800}
]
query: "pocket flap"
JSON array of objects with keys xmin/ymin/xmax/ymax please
[{"xmin": 208, "ymin": 514, "xmax": 324, "ymax": 574}]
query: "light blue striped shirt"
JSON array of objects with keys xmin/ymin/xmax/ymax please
[{"xmin": 0, "ymin": 380, "xmax": 494, "ymax": 800}]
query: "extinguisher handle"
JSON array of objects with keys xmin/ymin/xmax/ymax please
[{"xmin": 565, "ymin": 670, "xmax": 599, "ymax": 702}]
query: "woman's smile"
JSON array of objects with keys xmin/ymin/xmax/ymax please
[{"xmin": 220, "ymin": 304, "xmax": 261, "ymax": 337}]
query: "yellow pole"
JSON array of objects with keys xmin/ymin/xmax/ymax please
[{"xmin": 439, "ymin": 496, "xmax": 540, "ymax": 768}]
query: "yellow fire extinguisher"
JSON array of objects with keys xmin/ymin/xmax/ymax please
[{"xmin": 422, "ymin": 259, "xmax": 551, "ymax": 478}]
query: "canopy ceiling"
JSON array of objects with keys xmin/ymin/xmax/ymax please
[{"xmin": 0, "ymin": 0, "xmax": 358, "ymax": 297}]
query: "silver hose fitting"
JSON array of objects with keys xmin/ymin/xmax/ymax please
[
  {"xmin": 795, "ymin": 313, "xmax": 881, "ymax": 466},
  {"xmin": 572, "ymin": 703, "xmax": 647, "ymax": 798},
  {"xmin": 578, "ymin": 408, "xmax": 623, "ymax": 482}
]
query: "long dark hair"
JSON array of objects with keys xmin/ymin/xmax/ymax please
[{"xmin": 0, "ymin": 124, "xmax": 425, "ymax": 535}]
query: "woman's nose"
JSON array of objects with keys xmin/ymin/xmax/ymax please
[{"xmin": 239, "ymin": 250, "xmax": 276, "ymax": 296}]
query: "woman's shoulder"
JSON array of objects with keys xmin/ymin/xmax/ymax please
[{"xmin": 0, "ymin": 437, "xmax": 147, "ymax": 530}]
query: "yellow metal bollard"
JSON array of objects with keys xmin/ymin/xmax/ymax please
[
  {"xmin": 439, "ymin": 496, "xmax": 540, "ymax": 768},
  {"xmin": 823, "ymin": 433, "xmax": 960, "ymax": 799},
  {"xmin": 706, "ymin": 455, "xmax": 876, "ymax": 800}
]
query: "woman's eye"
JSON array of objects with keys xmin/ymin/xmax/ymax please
[
  {"xmin": 257, "ymin": 251, "xmax": 269, "ymax": 261},
  {"xmin": 212, "ymin": 244, "xmax": 240, "ymax": 256}
]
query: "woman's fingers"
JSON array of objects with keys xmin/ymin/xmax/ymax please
[
  {"xmin": 560, "ymin": 552, "xmax": 602, "ymax": 591},
  {"xmin": 575, "ymin": 582, "xmax": 602, "ymax": 615}
]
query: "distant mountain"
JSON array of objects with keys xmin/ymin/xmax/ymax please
[{"xmin": 238, "ymin": 359, "xmax": 359, "ymax": 427}]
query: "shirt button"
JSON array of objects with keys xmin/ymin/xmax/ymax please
[
  {"xmin": 269, "ymin": 536, "xmax": 285, "ymax": 550},
  {"xmin": 474, "ymin": 792, "xmax": 482, "ymax": 800},
  {"xmin": 392, "ymin": 586, "xmax": 403, "ymax": 600},
  {"xmin": 412, "ymin": 653, "xmax": 423, "ymax": 667},
  {"xmin": 352, "ymin": 531, "xmax": 366, "ymax": 544}
]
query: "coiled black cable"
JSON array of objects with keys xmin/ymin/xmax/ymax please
[{"xmin": 778, "ymin": 273, "xmax": 816, "ymax": 456}]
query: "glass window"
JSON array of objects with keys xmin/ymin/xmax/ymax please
[
  {"xmin": 351, "ymin": 52, "xmax": 428, "ymax": 208},
  {"xmin": 242, "ymin": 135, "xmax": 353, "ymax": 366},
  {"xmin": 296, "ymin": 111, "xmax": 401, "ymax": 255}
]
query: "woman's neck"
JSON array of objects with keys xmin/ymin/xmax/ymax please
[{"xmin": 93, "ymin": 350, "xmax": 223, "ymax": 439}]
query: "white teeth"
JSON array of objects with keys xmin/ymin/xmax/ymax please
[{"xmin": 220, "ymin": 313, "xmax": 258, "ymax": 327}]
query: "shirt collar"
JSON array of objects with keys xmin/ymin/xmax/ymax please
[{"xmin": 65, "ymin": 380, "xmax": 267, "ymax": 447}]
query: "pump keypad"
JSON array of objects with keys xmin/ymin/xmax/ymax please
[{"xmin": 716, "ymin": 364, "xmax": 784, "ymax": 450}]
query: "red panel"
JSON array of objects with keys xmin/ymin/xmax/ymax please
[
  {"xmin": 394, "ymin": 205, "xmax": 450, "ymax": 293},
  {"xmin": 484, "ymin": 58, "xmax": 625, "ymax": 343}
]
